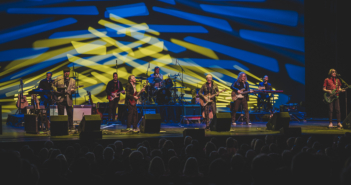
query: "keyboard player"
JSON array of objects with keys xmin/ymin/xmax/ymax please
[{"xmin": 38, "ymin": 72, "xmax": 54, "ymax": 117}]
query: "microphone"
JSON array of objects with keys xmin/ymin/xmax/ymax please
[{"xmin": 148, "ymin": 62, "xmax": 150, "ymax": 68}]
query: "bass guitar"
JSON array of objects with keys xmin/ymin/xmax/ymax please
[
  {"xmin": 107, "ymin": 90, "xmax": 125, "ymax": 101},
  {"xmin": 199, "ymin": 89, "xmax": 227, "ymax": 106},
  {"xmin": 323, "ymin": 85, "xmax": 351, "ymax": 104},
  {"xmin": 129, "ymin": 83, "xmax": 148, "ymax": 106}
]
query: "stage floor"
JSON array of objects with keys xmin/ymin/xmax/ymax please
[{"xmin": 0, "ymin": 120, "xmax": 348, "ymax": 143}]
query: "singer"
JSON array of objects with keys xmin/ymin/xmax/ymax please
[
  {"xmin": 323, "ymin": 69, "xmax": 345, "ymax": 128},
  {"xmin": 52, "ymin": 67, "xmax": 76, "ymax": 130}
]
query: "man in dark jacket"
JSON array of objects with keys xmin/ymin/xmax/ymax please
[{"xmin": 105, "ymin": 72, "xmax": 124, "ymax": 122}]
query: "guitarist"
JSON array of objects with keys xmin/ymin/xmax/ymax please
[
  {"xmin": 105, "ymin": 72, "xmax": 125, "ymax": 122},
  {"xmin": 323, "ymin": 69, "xmax": 345, "ymax": 128},
  {"xmin": 126, "ymin": 75, "xmax": 145, "ymax": 131},
  {"xmin": 199, "ymin": 74, "xmax": 219, "ymax": 130},
  {"xmin": 230, "ymin": 72, "xmax": 253, "ymax": 125},
  {"xmin": 52, "ymin": 67, "xmax": 76, "ymax": 130}
]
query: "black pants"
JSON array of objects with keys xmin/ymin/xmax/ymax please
[
  {"xmin": 127, "ymin": 104, "xmax": 138, "ymax": 129},
  {"xmin": 329, "ymin": 98, "xmax": 341, "ymax": 122},
  {"xmin": 41, "ymin": 96, "xmax": 52, "ymax": 117},
  {"xmin": 108, "ymin": 99, "xmax": 119, "ymax": 121},
  {"xmin": 231, "ymin": 98, "xmax": 250, "ymax": 123},
  {"xmin": 57, "ymin": 101, "xmax": 73, "ymax": 129},
  {"xmin": 257, "ymin": 97, "xmax": 272, "ymax": 111}
]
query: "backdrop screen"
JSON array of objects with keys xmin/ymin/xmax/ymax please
[{"xmin": 0, "ymin": 0, "xmax": 304, "ymax": 118}]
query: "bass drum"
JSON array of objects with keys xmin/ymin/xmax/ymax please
[{"xmin": 156, "ymin": 88, "xmax": 172, "ymax": 105}]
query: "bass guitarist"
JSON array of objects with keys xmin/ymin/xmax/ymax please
[
  {"xmin": 126, "ymin": 75, "xmax": 145, "ymax": 132},
  {"xmin": 323, "ymin": 69, "xmax": 345, "ymax": 128},
  {"xmin": 105, "ymin": 72, "xmax": 125, "ymax": 122},
  {"xmin": 199, "ymin": 74, "xmax": 219, "ymax": 130},
  {"xmin": 231, "ymin": 72, "xmax": 253, "ymax": 125}
]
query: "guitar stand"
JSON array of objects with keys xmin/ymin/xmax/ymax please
[
  {"xmin": 236, "ymin": 104, "xmax": 246, "ymax": 123},
  {"xmin": 289, "ymin": 114, "xmax": 301, "ymax": 122}
]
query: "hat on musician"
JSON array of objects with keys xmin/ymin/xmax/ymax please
[
  {"xmin": 63, "ymin": 67, "xmax": 70, "ymax": 72},
  {"xmin": 46, "ymin": 71, "xmax": 52, "ymax": 75}
]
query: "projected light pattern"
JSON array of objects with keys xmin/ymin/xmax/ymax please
[{"xmin": 0, "ymin": 0, "xmax": 304, "ymax": 119}]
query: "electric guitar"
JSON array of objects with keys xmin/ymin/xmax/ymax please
[
  {"xmin": 129, "ymin": 82, "xmax": 148, "ymax": 106},
  {"xmin": 107, "ymin": 90, "xmax": 125, "ymax": 101},
  {"xmin": 323, "ymin": 85, "xmax": 351, "ymax": 104},
  {"xmin": 231, "ymin": 89, "xmax": 257, "ymax": 101},
  {"xmin": 199, "ymin": 89, "xmax": 227, "ymax": 106}
]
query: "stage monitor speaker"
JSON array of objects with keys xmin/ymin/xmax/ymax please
[
  {"xmin": 183, "ymin": 129, "xmax": 205, "ymax": 139},
  {"xmin": 342, "ymin": 112, "xmax": 351, "ymax": 129},
  {"xmin": 140, "ymin": 114, "xmax": 161, "ymax": 133},
  {"xmin": 50, "ymin": 115, "xmax": 68, "ymax": 136},
  {"xmin": 24, "ymin": 114, "xmax": 38, "ymax": 134},
  {"xmin": 79, "ymin": 114, "xmax": 101, "ymax": 132},
  {"xmin": 266, "ymin": 112, "xmax": 290, "ymax": 130},
  {"xmin": 210, "ymin": 113, "xmax": 232, "ymax": 131},
  {"xmin": 280, "ymin": 127, "xmax": 301, "ymax": 137}
]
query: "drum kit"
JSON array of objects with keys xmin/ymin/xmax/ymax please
[{"xmin": 136, "ymin": 74, "xmax": 186, "ymax": 105}]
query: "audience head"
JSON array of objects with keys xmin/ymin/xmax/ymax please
[
  {"xmin": 158, "ymin": 138, "xmax": 167, "ymax": 149},
  {"xmin": 168, "ymin": 156, "xmax": 180, "ymax": 175},
  {"xmin": 138, "ymin": 146, "xmax": 148, "ymax": 158},
  {"xmin": 205, "ymin": 142, "xmax": 217, "ymax": 157},
  {"xmin": 103, "ymin": 147, "xmax": 115, "ymax": 162},
  {"xmin": 44, "ymin": 140, "xmax": 54, "ymax": 149},
  {"xmin": 226, "ymin": 137, "xmax": 238, "ymax": 148},
  {"xmin": 184, "ymin": 136, "xmax": 193, "ymax": 146},
  {"xmin": 148, "ymin": 156, "xmax": 165, "ymax": 177},
  {"xmin": 129, "ymin": 151, "xmax": 144, "ymax": 170},
  {"xmin": 183, "ymin": 157, "xmax": 200, "ymax": 177}
]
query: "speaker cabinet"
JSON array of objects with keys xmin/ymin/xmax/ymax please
[
  {"xmin": 266, "ymin": 112, "xmax": 290, "ymax": 130},
  {"xmin": 50, "ymin": 115, "xmax": 68, "ymax": 136},
  {"xmin": 210, "ymin": 113, "xmax": 232, "ymax": 131},
  {"xmin": 140, "ymin": 114, "xmax": 161, "ymax": 133},
  {"xmin": 183, "ymin": 129, "xmax": 205, "ymax": 139},
  {"xmin": 342, "ymin": 112, "xmax": 351, "ymax": 129},
  {"xmin": 24, "ymin": 114, "xmax": 38, "ymax": 134},
  {"xmin": 79, "ymin": 114, "xmax": 101, "ymax": 132}
]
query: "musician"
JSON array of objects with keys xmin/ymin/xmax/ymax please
[
  {"xmin": 52, "ymin": 67, "xmax": 76, "ymax": 130},
  {"xmin": 126, "ymin": 75, "xmax": 144, "ymax": 131},
  {"xmin": 231, "ymin": 72, "xmax": 253, "ymax": 125},
  {"xmin": 105, "ymin": 72, "xmax": 124, "ymax": 122},
  {"xmin": 257, "ymin": 75, "xmax": 273, "ymax": 112},
  {"xmin": 323, "ymin": 69, "xmax": 345, "ymax": 128},
  {"xmin": 199, "ymin": 74, "xmax": 219, "ymax": 130},
  {"xmin": 149, "ymin": 67, "xmax": 163, "ymax": 88},
  {"xmin": 38, "ymin": 72, "xmax": 54, "ymax": 117}
]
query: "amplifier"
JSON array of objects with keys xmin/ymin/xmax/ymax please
[{"xmin": 50, "ymin": 105, "xmax": 92, "ymax": 122}]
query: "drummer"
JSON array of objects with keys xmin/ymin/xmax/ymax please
[{"xmin": 149, "ymin": 66, "xmax": 163, "ymax": 88}]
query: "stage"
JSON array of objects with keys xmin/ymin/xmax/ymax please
[{"xmin": 0, "ymin": 119, "xmax": 348, "ymax": 143}]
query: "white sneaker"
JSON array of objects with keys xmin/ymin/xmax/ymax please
[
  {"xmin": 248, "ymin": 122, "xmax": 252, "ymax": 125},
  {"xmin": 232, "ymin": 122, "xmax": 236, "ymax": 125}
]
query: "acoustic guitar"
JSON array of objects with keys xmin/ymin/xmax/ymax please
[
  {"xmin": 199, "ymin": 89, "xmax": 227, "ymax": 106},
  {"xmin": 87, "ymin": 91, "xmax": 102, "ymax": 118},
  {"xmin": 129, "ymin": 83, "xmax": 148, "ymax": 106}
]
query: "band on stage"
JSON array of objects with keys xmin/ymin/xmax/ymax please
[{"xmin": 22, "ymin": 65, "xmax": 348, "ymax": 133}]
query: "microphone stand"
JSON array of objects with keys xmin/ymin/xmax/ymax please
[
  {"xmin": 146, "ymin": 62, "xmax": 150, "ymax": 105},
  {"xmin": 176, "ymin": 59, "xmax": 186, "ymax": 104},
  {"xmin": 339, "ymin": 77, "xmax": 350, "ymax": 117}
]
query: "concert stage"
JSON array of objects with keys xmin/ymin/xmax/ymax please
[{"xmin": 0, "ymin": 119, "xmax": 349, "ymax": 143}]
